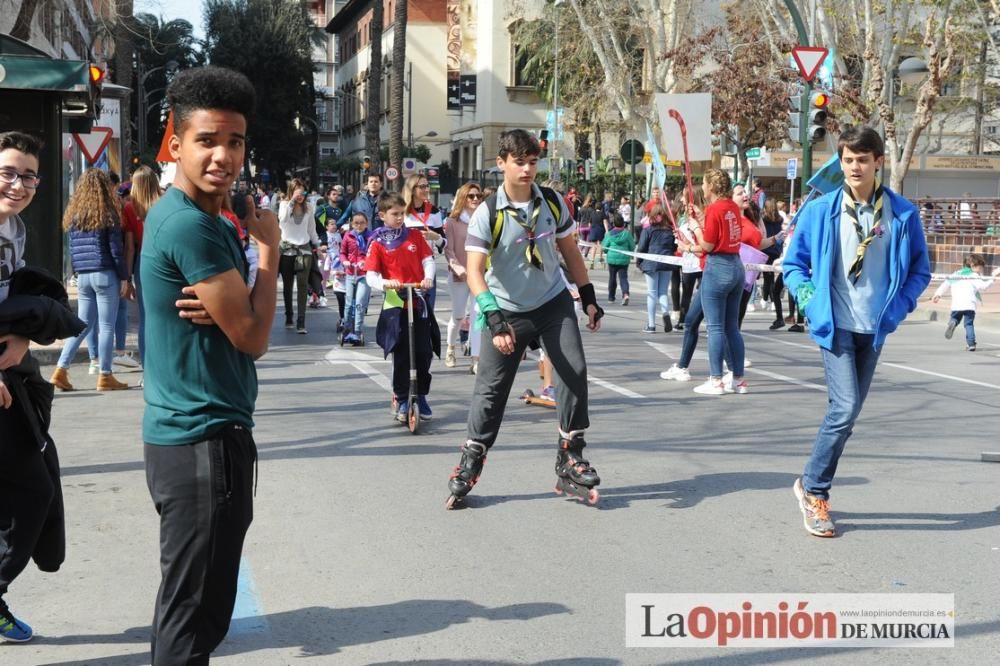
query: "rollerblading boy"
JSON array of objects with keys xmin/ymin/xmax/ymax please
[{"xmin": 446, "ymin": 129, "xmax": 604, "ymax": 508}]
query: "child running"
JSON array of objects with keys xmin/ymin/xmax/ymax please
[
  {"xmin": 932, "ymin": 253, "xmax": 999, "ymax": 351},
  {"xmin": 365, "ymin": 192, "xmax": 438, "ymax": 422},
  {"xmin": 603, "ymin": 213, "xmax": 635, "ymax": 305},
  {"xmin": 445, "ymin": 129, "xmax": 604, "ymax": 508}
]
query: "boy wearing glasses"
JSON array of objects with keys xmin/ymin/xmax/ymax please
[{"xmin": 0, "ymin": 131, "xmax": 80, "ymax": 642}]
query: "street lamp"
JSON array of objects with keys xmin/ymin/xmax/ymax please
[
  {"xmin": 552, "ymin": 0, "xmax": 566, "ymax": 173},
  {"xmin": 887, "ymin": 56, "xmax": 929, "ymax": 139},
  {"xmin": 136, "ymin": 59, "xmax": 178, "ymax": 156}
]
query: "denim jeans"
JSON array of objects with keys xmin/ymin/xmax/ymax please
[
  {"xmin": 643, "ymin": 271, "xmax": 671, "ymax": 327},
  {"xmin": 700, "ymin": 253, "xmax": 744, "ymax": 378},
  {"xmin": 949, "ymin": 310, "xmax": 976, "ymax": 346},
  {"xmin": 678, "ymin": 288, "xmax": 738, "ymax": 373},
  {"xmin": 344, "ymin": 274, "xmax": 371, "ymax": 333},
  {"xmin": 802, "ymin": 328, "xmax": 882, "ymax": 499},
  {"xmin": 58, "ymin": 269, "xmax": 121, "ymax": 374}
]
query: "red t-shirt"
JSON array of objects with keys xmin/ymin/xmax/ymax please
[
  {"xmin": 220, "ymin": 209, "xmax": 247, "ymax": 241},
  {"xmin": 365, "ymin": 227, "xmax": 431, "ymax": 284},
  {"xmin": 740, "ymin": 215, "xmax": 763, "ymax": 248},
  {"xmin": 702, "ymin": 199, "xmax": 742, "ymax": 254},
  {"xmin": 122, "ymin": 201, "xmax": 144, "ymax": 249}
]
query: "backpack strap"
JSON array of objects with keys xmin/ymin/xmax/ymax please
[{"xmin": 484, "ymin": 187, "xmax": 567, "ymax": 268}]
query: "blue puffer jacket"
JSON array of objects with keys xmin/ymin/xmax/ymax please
[
  {"xmin": 67, "ymin": 223, "xmax": 128, "ymax": 280},
  {"xmin": 636, "ymin": 225, "xmax": 677, "ymax": 273},
  {"xmin": 782, "ymin": 187, "xmax": 930, "ymax": 351}
]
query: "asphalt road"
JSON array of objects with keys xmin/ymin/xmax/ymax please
[{"xmin": 9, "ymin": 268, "xmax": 1000, "ymax": 666}]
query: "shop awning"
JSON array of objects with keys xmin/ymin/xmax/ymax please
[{"xmin": 0, "ymin": 34, "xmax": 88, "ymax": 93}]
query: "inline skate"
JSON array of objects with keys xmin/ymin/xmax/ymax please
[
  {"xmin": 445, "ymin": 441, "xmax": 488, "ymax": 509},
  {"xmin": 554, "ymin": 431, "xmax": 600, "ymax": 504}
]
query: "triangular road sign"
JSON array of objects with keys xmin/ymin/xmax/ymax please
[
  {"xmin": 73, "ymin": 127, "xmax": 113, "ymax": 164},
  {"xmin": 791, "ymin": 46, "xmax": 829, "ymax": 82}
]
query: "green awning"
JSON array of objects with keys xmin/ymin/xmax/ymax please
[
  {"xmin": 0, "ymin": 34, "xmax": 88, "ymax": 93},
  {"xmin": 0, "ymin": 55, "xmax": 88, "ymax": 92}
]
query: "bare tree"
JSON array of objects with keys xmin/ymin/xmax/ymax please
[
  {"xmin": 365, "ymin": 0, "xmax": 385, "ymax": 175},
  {"xmin": 388, "ymin": 0, "xmax": 407, "ymax": 187}
]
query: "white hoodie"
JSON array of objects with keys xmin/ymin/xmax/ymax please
[{"xmin": 933, "ymin": 270, "xmax": 995, "ymax": 312}]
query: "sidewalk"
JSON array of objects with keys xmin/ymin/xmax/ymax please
[{"xmin": 29, "ymin": 284, "xmax": 141, "ymax": 366}]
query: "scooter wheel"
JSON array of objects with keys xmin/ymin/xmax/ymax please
[{"xmin": 408, "ymin": 396, "xmax": 420, "ymax": 434}]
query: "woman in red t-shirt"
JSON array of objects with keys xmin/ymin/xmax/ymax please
[
  {"xmin": 124, "ymin": 166, "xmax": 161, "ymax": 367},
  {"xmin": 685, "ymin": 168, "xmax": 747, "ymax": 395}
]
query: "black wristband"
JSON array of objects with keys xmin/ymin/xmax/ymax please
[
  {"xmin": 578, "ymin": 283, "xmax": 604, "ymax": 322},
  {"xmin": 485, "ymin": 309, "xmax": 511, "ymax": 337}
]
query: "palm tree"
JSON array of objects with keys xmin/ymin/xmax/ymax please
[
  {"xmin": 365, "ymin": 0, "xmax": 385, "ymax": 175},
  {"xmin": 388, "ymin": 0, "xmax": 408, "ymax": 187}
]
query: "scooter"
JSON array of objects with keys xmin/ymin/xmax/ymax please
[{"xmin": 389, "ymin": 283, "xmax": 424, "ymax": 435}]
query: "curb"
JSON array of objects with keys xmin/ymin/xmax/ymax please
[{"xmin": 911, "ymin": 305, "xmax": 1000, "ymax": 334}]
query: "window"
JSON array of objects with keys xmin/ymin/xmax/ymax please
[{"xmin": 509, "ymin": 21, "xmax": 532, "ymax": 87}]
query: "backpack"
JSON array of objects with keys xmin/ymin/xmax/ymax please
[{"xmin": 483, "ymin": 186, "xmax": 564, "ymax": 267}]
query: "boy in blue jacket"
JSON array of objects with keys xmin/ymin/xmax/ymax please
[{"xmin": 783, "ymin": 126, "xmax": 930, "ymax": 538}]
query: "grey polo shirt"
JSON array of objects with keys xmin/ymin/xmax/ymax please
[{"xmin": 466, "ymin": 184, "xmax": 576, "ymax": 312}]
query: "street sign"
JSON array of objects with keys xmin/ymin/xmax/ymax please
[
  {"xmin": 402, "ymin": 158, "xmax": 417, "ymax": 176},
  {"xmin": 620, "ymin": 139, "xmax": 645, "ymax": 166},
  {"xmin": 746, "ymin": 147, "xmax": 762, "ymax": 160},
  {"xmin": 786, "ymin": 158, "xmax": 798, "ymax": 180},
  {"xmin": 791, "ymin": 46, "xmax": 829, "ymax": 82},
  {"xmin": 385, "ymin": 166, "xmax": 400, "ymax": 181},
  {"xmin": 73, "ymin": 127, "xmax": 113, "ymax": 164}
]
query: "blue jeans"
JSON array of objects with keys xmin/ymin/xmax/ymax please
[
  {"xmin": 678, "ymin": 289, "xmax": 738, "ymax": 373},
  {"xmin": 700, "ymin": 254, "xmax": 744, "ymax": 378},
  {"xmin": 803, "ymin": 328, "xmax": 882, "ymax": 499},
  {"xmin": 608, "ymin": 265, "xmax": 630, "ymax": 301},
  {"xmin": 58, "ymin": 269, "xmax": 121, "ymax": 374},
  {"xmin": 643, "ymin": 271, "xmax": 671, "ymax": 327},
  {"xmin": 949, "ymin": 310, "xmax": 976, "ymax": 346},
  {"xmin": 344, "ymin": 274, "xmax": 371, "ymax": 333}
]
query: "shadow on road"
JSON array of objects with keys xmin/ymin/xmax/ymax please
[{"xmin": 836, "ymin": 506, "xmax": 1000, "ymax": 532}]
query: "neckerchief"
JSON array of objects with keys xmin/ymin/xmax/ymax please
[
  {"xmin": 350, "ymin": 229, "xmax": 369, "ymax": 255},
  {"xmin": 506, "ymin": 200, "xmax": 544, "ymax": 270},
  {"xmin": 949, "ymin": 267, "xmax": 984, "ymax": 303},
  {"xmin": 843, "ymin": 183, "xmax": 885, "ymax": 283},
  {"xmin": 373, "ymin": 225, "xmax": 408, "ymax": 251},
  {"xmin": 411, "ymin": 202, "xmax": 432, "ymax": 227}
]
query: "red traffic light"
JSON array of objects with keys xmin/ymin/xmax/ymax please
[{"xmin": 89, "ymin": 64, "xmax": 105, "ymax": 85}]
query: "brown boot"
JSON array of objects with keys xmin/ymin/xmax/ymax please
[
  {"xmin": 49, "ymin": 366, "xmax": 74, "ymax": 391},
  {"xmin": 96, "ymin": 372, "xmax": 128, "ymax": 391}
]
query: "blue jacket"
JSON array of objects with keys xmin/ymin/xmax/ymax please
[
  {"xmin": 338, "ymin": 191, "xmax": 381, "ymax": 229},
  {"xmin": 783, "ymin": 188, "xmax": 930, "ymax": 351},
  {"xmin": 636, "ymin": 225, "xmax": 677, "ymax": 273},
  {"xmin": 67, "ymin": 225, "xmax": 128, "ymax": 280}
]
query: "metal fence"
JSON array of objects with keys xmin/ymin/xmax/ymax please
[{"xmin": 917, "ymin": 198, "xmax": 1000, "ymax": 237}]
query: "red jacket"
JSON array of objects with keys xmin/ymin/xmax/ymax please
[{"xmin": 340, "ymin": 229, "xmax": 371, "ymax": 276}]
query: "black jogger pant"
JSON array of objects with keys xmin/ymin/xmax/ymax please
[
  {"xmin": 392, "ymin": 311, "xmax": 434, "ymax": 400},
  {"xmin": 145, "ymin": 425, "xmax": 257, "ymax": 666},
  {"xmin": 278, "ymin": 253, "xmax": 313, "ymax": 327},
  {"xmin": 0, "ymin": 410, "xmax": 64, "ymax": 600},
  {"xmin": 468, "ymin": 290, "xmax": 589, "ymax": 447}
]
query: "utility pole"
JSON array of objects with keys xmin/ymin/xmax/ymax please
[{"xmin": 783, "ymin": 0, "xmax": 814, "ymax": 184}]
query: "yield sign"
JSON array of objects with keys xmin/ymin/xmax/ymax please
[
  {"xmin": 73, "ymin": 127, "xmax": 113, "ymax": 163},
  {"xmin": 791, "ymin": 46, "xmax": 828, "ymax": 82}
]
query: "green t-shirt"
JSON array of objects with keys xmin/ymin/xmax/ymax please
[{"xmin": 140, "ymin": 186, "xmax": 257, "ymax": 445}]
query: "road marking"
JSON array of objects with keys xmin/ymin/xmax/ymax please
[
  {"xmin": 350, "ymin": 361, "xmax": 393, "ymax": 392},
  {"xmin": 228, "ymin": 558, "xmax": 270, "ymax": 636},
  {"xmin": 880, "ymin": 363, "xmax": 1000, "ymax": 391},
  {"xmin": 589, "ymin": 375, "xmax": 645, "ymax": 399},
  {"xmin": 645, "ymin": 341, "xmax": 826, "ymax": 392},
  {"xmin": 324, "ymin": 347, "xmax": 389, "ymax": 363},
  {"xmin": 742, "ymin": 331, "xmax": 815, "ymax": 351}
]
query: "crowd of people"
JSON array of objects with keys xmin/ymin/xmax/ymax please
[{"xmin": 0, "ymin": 60, "xmax": 995, "ymax": 663}]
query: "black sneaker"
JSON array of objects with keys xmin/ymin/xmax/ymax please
[
  {"xmin": 297, "ymin": 326, "xmax": 307, "ymax": 335},
  {"xmin": 788, "ymin": 324, "xmax": 805, "ymax": 333},
  {"xmin": 945, "ymin": 319, "xmax": 957, "ymax": 339},
  {"xmin": 967, "ymin": 345, "xmax": 976, "ymax": 352},
  {"xmin": 769, "ymin": 320, "xmax": 785, "ymax": 330},
  {"xmin": 662, "ymin": 313, "xmax": 673, "ymax": 333},
  {"xmin": 285, "ymin": 321, "xmax": 294, "ymax": 330}
]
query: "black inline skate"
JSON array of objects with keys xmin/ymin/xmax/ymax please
[
  {"xmin": 445, "ymin": 441, "xmax": 488, "ymax": 509},
  {"xmin": 554, "ymin": 431, "xmax": 600, "ymax": 504}
]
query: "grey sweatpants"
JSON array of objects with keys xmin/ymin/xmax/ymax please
[{"xmin": 467, "ymin": 289, "xmax": 589, "ymax": 447}]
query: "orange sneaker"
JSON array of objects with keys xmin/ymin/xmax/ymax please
[{"xmin": 793, "ymin": 478, "xmax": 835, "ymax": 537}]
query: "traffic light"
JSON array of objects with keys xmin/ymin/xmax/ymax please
[
  {"xmin": 63, "ymin": 63, "xmax": 105, "ymax": 132},
  {"xmin": 576, "ymin": 162, "xmax": 585, "ymax": 176},
  {"xmin": 807, "ymin": 90, "xmax": 830, "ymax": 144},
  {"xmin": 788, "ymin": 88, "xmax": 804, "ymax": 145},
  {"xmin": 88, "ymin": 64, "xmax": 104, "ymax": 119},
  {"xmin": 362, "ymin": 155, "xmax": 371, "ymax": 172},
  {"xmin": 539, "ymin": 129, "xmax": 549, "ymax": 158}
]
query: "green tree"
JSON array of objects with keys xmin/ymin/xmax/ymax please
[{"xmin": 204, "ymin": 0, "xmax": 318, "ymax": 187}]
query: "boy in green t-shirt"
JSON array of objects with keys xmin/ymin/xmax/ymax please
[{"xmin": 139, "ymin": 66, "xmax": 279, "ymax": 664}]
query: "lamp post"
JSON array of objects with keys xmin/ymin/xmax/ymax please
[
  {"xmin": 136, "ymin": 59, "xmax": 178, "ymax": 156},
  {"xmin": 552, "ymin": 0, "xmax": 566, "ymax": 175}
]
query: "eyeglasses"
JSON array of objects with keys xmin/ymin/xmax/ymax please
[
  {"xmin": 0, "ymin": 169, "xmax": 41, "ymax": 190},
  {"xmin": 416, "ymin": 183, "xmax": 430, "ymax": 189},
  {"xmin": 467, "ymin": 193, "xmax": 482, "ymax": 200}
]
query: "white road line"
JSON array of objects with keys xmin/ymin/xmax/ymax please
[
  {"xmin": 741, "ymin": 331, "xmax": 815, "ymax": 351},
  {"xmin": 880, "ymin": 363, "xmax": 1000, "ymax": 391},
  {"xmin": 589, "ymin": 376, "xmax": 645, "ymax": 399},
  {"xmin": 350, "ymin": 361, "xmax": 393, "ymax": 392},
  {"xmin": 644, "ymin": 341, "xmax": 826, "ymax": 392}
]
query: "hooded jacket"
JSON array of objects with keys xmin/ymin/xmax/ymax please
[{"xmin": 782, "ymin": 187, "xmax": 930, "ymax": 351}]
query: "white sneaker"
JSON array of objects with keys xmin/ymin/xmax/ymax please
[
  {"xmin": 660, "ymin": 364, "xmax": 691, "ymax": 382},
  {"xmin": 113, "ymin": 353, "xmax": 140, "ymax": 369},
  {"xmin": 318, "ymin": 296, "xmax": 328, "ymax": 308},
  {"xmin": 745, "ymin": 358, "xmax": 752, "ymax": 368},
  {"xmin": 723, "ymin": 371, "xmax": 734, "ymax": 390},
  {"xmin": 747, "ymin": 303, "xmax": 756, "ymax": 312},
  {"xmin": 722, "ymin": 372, "xmax": 749, "ymax": 394},
  {"xmin": 693, "ymin": 378, "xmax": 726, "ymax": 395},
  {"xmin": 88, "ymin": 360, "xmax": 100, "ymax": 375}
]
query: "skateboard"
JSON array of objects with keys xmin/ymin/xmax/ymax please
[{"xmin": 520, "ymin": 388, "xmax": 556, "ymax": 409}]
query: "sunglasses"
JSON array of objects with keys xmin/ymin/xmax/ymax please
[{"xmin": 467, "ymin": 192, "xmax": 482, "ymax": 200}]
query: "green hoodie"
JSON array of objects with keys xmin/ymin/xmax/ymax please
[{"xmin": 602, "ymin": 227, "xmax": 636, "ymax": 266}]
